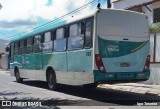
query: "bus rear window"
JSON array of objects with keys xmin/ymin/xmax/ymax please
[{"xmin": 97, "ymin": 10, "xmax": 148, "ymax": 37}]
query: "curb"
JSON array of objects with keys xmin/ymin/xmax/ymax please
[
  {"xmin": 0, "ymin": 71, "xmax": 10, "ymax": 76},
  {"xmin": 130, "ymin": 87, "xmax": 150, "ymax": 94},
  {"xmin": 98, "ymin": 84, "xmax": 160, "ymax": 96}
]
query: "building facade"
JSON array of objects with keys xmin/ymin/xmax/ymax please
[
  {"xmin": 112, "ymin": 0, "xmax": 160, "ymax": 84},
  {"xmin": 112, "ymin": 0, "xmax": 160, "ymax": 25},
  {"xmin": 0, "ymin": 39, "xmax": 9, "ymax": 70}
]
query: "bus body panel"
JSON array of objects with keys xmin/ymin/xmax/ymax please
[
  {"xmin": 51, "ymin": 52, "xmax": 68, "ymax": 72},
  {"xmin": 67, "ymin": 49, "xmax": 92, "ymax": 72},
  {"xmin": 45, "ymin": 48, "xmax": 94, "ymax": 85},
  {"xmin": 42, "ymin": 53, "xmax": 53, "ymax": 69},
  {"xmin": 98, "ymin": 36, "xmax": 149, "ymax": 72},
  {"xmin": 24, "ymin": 54, "xmax": 33, "ymax": 69},
  {"xmin": 32, "ymin": 53, "xmax": 43, "ymax": 70}
]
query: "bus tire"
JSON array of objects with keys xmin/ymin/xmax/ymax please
[
  {"xmin": 47, "ymin": 69, "xmax": 57, "ymax": 90},
  {"xmin": 83, "ymin": 83, "xmax": 97, "ymax": 89},
  {"xmin": 15, "ymin": 69, "xmax": 23, "ymax": 83}
]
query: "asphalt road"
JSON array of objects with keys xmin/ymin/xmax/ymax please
[{"xmin": 0, "ymin": 72, "xmax": 160, "ymax": 108}]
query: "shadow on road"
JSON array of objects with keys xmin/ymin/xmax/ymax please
[
  {"xmin": 0, "ymin": 91, "xmax": 30, "ymax": 96},
  {"xmin": 14, "ymin": 80, "xmax": 160, "ymax": 106}
]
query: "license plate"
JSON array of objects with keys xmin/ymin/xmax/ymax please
[{"xmin": 117, "ymin": 73, "xmax": 134, "ymax": 78}]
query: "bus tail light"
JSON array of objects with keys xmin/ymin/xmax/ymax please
[
  {"xmin": 143, "ymin": 55, "xmax": 150, "ymax": 72},
  {"xmin": 95, "ymin": 54, "xmax": 106, "ymax": 73}
]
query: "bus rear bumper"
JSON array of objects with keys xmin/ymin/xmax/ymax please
[{"xmin": 93, "ymin": 70, "xmax": 150, "ymax": 84}]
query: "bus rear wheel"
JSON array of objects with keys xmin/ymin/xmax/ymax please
[
  {"xmin": 47, "ymin": 70, "xmax": 56, "ymax": 90},
  {"xmin": 15, "ymin": 69, "xmax": 23, "ymax": 83}
]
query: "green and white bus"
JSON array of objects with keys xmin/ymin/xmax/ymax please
[{"xmin": 8, "ymin": 9, "xmax": 150, "ymax": 90}]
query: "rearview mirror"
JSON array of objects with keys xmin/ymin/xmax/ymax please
[{"xmin": 5, "ymin": 47, "xmax": 9, "ymax": 52}]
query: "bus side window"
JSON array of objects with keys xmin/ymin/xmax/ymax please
[
  {"xmin": 54, "ymin": 28, "xmax": 66, "ymax": 51},
  {"xmin": 79, "ymin": 22, "xmax": 84, "ymax": 35},
  {"xmin": 14, "ymin": 42, "xmax": 19, "ymax": 56},
  {"xmin": 68, "ymin": 22, "xmax": 84, "ymax": 50},
  {"xmin": 85, "ymin": 18, "xmax": 93, "ymax": 48},
  {"xmin": 42, "ymin": 31, "xmax": 53, "ymax": 53},
  {"xmin": 26, "ymin": 38, "xmax": 33, "ymax": 54},
  {"xmin": 33, "ymin": 35, "xmax": 42, "ymax": 53},
  {"xmin": 19, "ymin": 40, "xmax": 25, "ymax": 55}
]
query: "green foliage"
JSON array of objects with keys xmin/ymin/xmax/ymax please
[{"xmin": 149, "ymin": 22, "xmax": 160, "ymax": 32}]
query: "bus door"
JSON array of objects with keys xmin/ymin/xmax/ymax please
[
  {"xmin": 32, "ymin": 35, "xmax": 43, "ymax": 70},
  {"xmin": 9, "ymin": 43, "xmax": 14, "ymax": 70},
  {"xmin": 24, "ymin": 38, "xmax": 35, "ymax": 78},
  {"xmin": 19, "ymin": 40, "xmax": 26, "ymax": 70},
  {"xmin": 14, "ymin": 42, "xmax": 24, "ymax": 70}
]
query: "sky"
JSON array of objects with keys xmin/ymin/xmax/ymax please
[{"xmin": 0, "ymin": 0, "xmax": 107, "ymax": 41}]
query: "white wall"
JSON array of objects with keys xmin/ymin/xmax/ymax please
[
  {"xmin": 142, "ymin": 1, "xmax": 160, "ymax": 25},
  {"xmin": 112, "ymin": 0, "xmax": 160, "ymax": 25},
  {"xmin": 113, "ymin": 0, "xmax": 152, "ymax": 9},
  {"xmin": 144, "ymin": 64, "xmax": 160, "ymax": 85},
  {"xmin": 0, "ymin": 54, "xmax": 8, "ymax": 70},
  {"xmin": 141, "ymin": 4, "xmax": 153, "ymax": 25},
  {"xmin": 0, "ymin": 39, "xmax": 9, "ymax": 54},
  {"xmin": 151, "ymin": 1, "xmax": 160, "ymax": 23},
  {"xmin": 0, "ymin": 39, "xmax": 9, "ymax": 70}
]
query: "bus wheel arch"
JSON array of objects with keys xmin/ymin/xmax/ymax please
[
  {"xmin": 14, "ymin": 66, "xmax": 23, "ymax": 83},
  {"xmin": 46, "ymin": 67, "xmax": 57, "ymax": 90}
]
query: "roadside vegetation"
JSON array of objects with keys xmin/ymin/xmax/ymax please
[{"xmin": 149, "ymin": 22, "xmax": 160, "ymax": 32}]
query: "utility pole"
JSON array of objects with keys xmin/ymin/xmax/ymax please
[
  {"xmin": 0, "ymin": 3, "xmax": 2, "ymax": 9},
  {"xmin": 107, "ymin": 0, "xmax": 111, "ymax": 8}
]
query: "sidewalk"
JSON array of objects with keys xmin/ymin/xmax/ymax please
[
  {"xmin": 0, "ymin": 69, "xmax": 9, "ymax": 100},
  {"xmin": 98, "ymin": 83, "xmax": 160, "ymax": 96},
  {"xmin": 0, "ymin": 69, "xmax": 10, "ymax": 75}
]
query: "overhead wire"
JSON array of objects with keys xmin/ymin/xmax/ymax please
[{"xmin": 6, "ymin": 0, "xmax": 98, "ymax": 39}]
